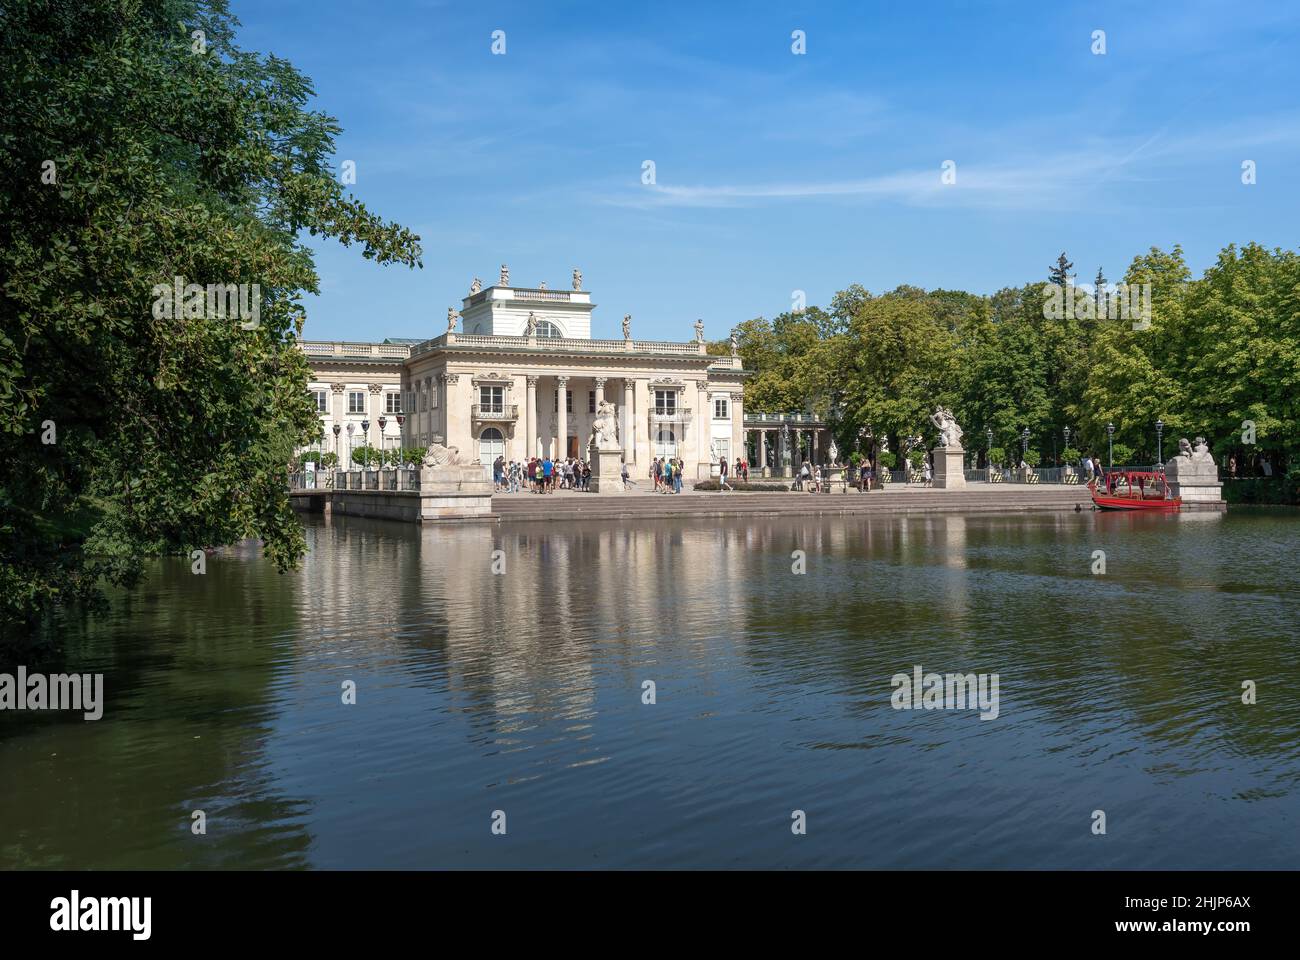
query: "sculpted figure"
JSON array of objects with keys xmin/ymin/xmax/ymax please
[
  {"xmin": 1177, "ymin": 437, "xmax": 1193, "ymax": 459},
  {"xmin": 525, "ymin": 312, "xmax": 538, "ymax": 337},
  {"xmin": 589, "ymin": 400, "xmax": 620, "ymax": 450},
  {"xmin": 470, "ymin": 277, "xmax": 482, "ymax": 294},
  {"xmin": 694, "ymin": 318, "xmax": 705, "ymax": 343},
  {"xmin": 422, "ymin": 442, "xmax": 465, "ymax": 467},
  {"xmin": 828, "ymin": 440, "xmax": 839, "ymax": 464},
  {"xmin": 499, "ymin": 264, "xmax": 509, "ymax": 286},
  {"xmin": 730, "ymin": 332, "xmax": 739, "ymax": 356},
  {"xmin": 1193, "ymin": 436, "xmax": 1213, "ymax": 461},
  {"xmin": 573, "ymin": 268, "xmax": 582, "ymax": 290},
  {"xmin": 622, "ymin": 314, "xmax": 631, "ymax": 340},
  {"xmin": 447, "ymin": 307, "xmax": 459, "ymax": 332},
  {"xmin": 929, "ymin": 406, "xmax": 964, "ymax": 448}
]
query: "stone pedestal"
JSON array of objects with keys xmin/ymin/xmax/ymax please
[
  {"xmin": 419, "ymin": 464, "xmax": 494, "ymax": 519},
  {"xmin": 932, "ymin": 445, "xmax": 966, "ymax": 489},
  {"xmin": 826, "ymin": 464, "xmax": 849, "ymax": 493},
  {"xmin": 1165, "ymin": 452, "xmax": 1224, "ymax": 506},
  {"xmin": 588, "ymin": 446, "xmax": 625, "ymax": 493}
]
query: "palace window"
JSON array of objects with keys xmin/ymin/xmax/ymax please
[
  {"xmin": 480, "ymin": 385, "xmax": 504, "ymax": 414},
  {"xmin": 654, "ymin": 390, "xmax": 677, "ymax": 415},
  {"xmin": 386, "ymin": 392, "xmax": 401, "ymax": 414},
  {"xmin": 714, "ymin": 397, "xmax": 729, "ymax": 420},
  {"xmin": 552, "ymin": 389, "xmax": 573, "ymax": 414},
  {"xmin": 536, "ymin": 320, "xmax": 561, "ymax": 338},
  {"xmin": 348, "ymin": 391, "xmax": 366, "ymax": 414},
  {"xmin": 313, "ymin": 390, "xmax": 328, "ymax": 413},
  {"xmin": 588, "ymin": 391, "xmax": 596, "ymax": 413}
]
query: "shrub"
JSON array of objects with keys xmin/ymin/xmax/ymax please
[
  {"xmin": 988, "ymin": 446, "xmax": 1006, "ymax": 467},
  {"xmin": 1024, "ymin": 448, "xmax": 1042, "ymax": 468},
  {"xmin": 877, "ymin": 452, "xmax": 897, "ymax": 469},
  {"xmin": 351, "ymin": 445, "xmax": 382, "ymax": 467},
  {"xmin": 1061, "ymin": 446, "xmax": 1081, "ymax": 465}
]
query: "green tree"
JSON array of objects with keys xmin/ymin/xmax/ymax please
[{"xmin": 1, "ymin": 0, "xmax": 422, "ymax": 638}]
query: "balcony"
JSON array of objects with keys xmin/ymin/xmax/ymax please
[
  {"xmin": 472, "ymin": 403, "xmax": 519, "ymax": 421},
  {"xmin": 649, "ymin": 407, "xmax": 692, "ymax": 425}
]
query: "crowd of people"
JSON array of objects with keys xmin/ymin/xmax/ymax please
[{"xmin": 494, "ymin": 455, "xmax": 632, "ymax": 493}]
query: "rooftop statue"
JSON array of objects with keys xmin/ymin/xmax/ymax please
[
  {"xmin": 525, "ymin": 312, "xmax": 538, "ymax": 336},
  {"xmin": 446, "ymin": 307, "xmax": 459, "ymax": 332},
  {"xmin": 573, "ymin": 268, "xmax": 583, "ymax": 291},
  {"xmin": 694, "ymin": 318, "xmax": 705, "ymax": 343},
  {"xmin": 622, "ymin": 314, "xmax": 631, "ymax": 340},
  {"xmin": 470, "ymin": 277, "xmax": 482, "ymax": 294},
  {"xmin": 499, "ymin": 264, "xmax": 509, "ymax": 286}
]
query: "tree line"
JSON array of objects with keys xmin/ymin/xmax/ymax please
[{"xmin": 717, "ymin": 243, "xmax": 1298, "ymax": 478}]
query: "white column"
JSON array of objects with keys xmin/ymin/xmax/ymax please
[
  {"xmin": 622, "ymin": 378, "xmax": 634, "ymax": 460},
  {"xmin": 526, "ymin": 375, "xmax": 538, "ymax": 458},
  {"xmin": 556, "ymin": 376, "xmax": 568, "ymax": 460},
  {"xmin": 594, "ymin": 376, "xmax": 607, "ymax": 406}
]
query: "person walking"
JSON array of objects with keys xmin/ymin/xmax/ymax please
[
  {"xmin": 719, "ymin": 456, "xmax": 732, "ymax": 491},
  {"xmin": 674, "ymin": 458, "xmax": 684, "ymax": 494},
  {"xmin": 923, "ymin": 457, "xmax": 932, "ymax": 487}
]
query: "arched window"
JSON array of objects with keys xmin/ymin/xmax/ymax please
[{"xmin": 536, "ymin": 320, "xmax": 562, "ymax": 338}]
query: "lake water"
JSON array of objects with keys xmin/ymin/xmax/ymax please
[{"xmin": 2, "ymin": 508, "xmax": 1298, "ymax": 869}]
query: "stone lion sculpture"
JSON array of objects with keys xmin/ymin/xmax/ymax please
[{"xmin": 422, "ymin": 442, "xmax": 466, "ymax": 467}]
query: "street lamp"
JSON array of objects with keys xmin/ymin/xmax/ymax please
[
  {"xmin": 378, "ymin": 415, "xmax": 388, "ymax": 468},
  {"xmin": 986, "ymin": 427, "xmax": 993, "ymax": 470},
  {"xmin": 360, "ymin": 419, "xmax": 371, "ymax": 469},
  {"xmin": 1020, "ymin": 427, "xmax": 1030, "ymax": 464},
  {"xmin": 1063, "ymin": 425, "xmax": 1071, "ymax": 456},
  {"xmin": 1107, "ymin": 421, "xmax": 1115, "ymax": 468},
  {"xmin": 396, "ymin": 413, "xmax": 406, "ymax": 466},
  {"xmin": 332, "ymin": 423, "xmax": 341, "ymax": 465},
  {"xmin": 1155, "ymin": 418, "xmax": 1164, "ymax": 466},
  {"xmin": 346, "ymin": 422, "xmax": 355, "ymax": 470}
]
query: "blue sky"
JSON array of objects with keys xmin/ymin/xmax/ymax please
[{"xmin": 231, "ymin": 0, "xmax": 1300, "ymax": 342}]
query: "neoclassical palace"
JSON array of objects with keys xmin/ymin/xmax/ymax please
[{"xmin": 299, "ymin": 266, "xmax": 833, "ymax": 479}]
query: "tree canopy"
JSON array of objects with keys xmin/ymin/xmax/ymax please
[{"xmin": 1, "ymin": 0, "xmax": 422, "ymax": 639}]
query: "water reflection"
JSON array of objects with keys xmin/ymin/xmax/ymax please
[{"xmin": 1, "ymin": 508, "xmax": 1296, "ymax": 869}]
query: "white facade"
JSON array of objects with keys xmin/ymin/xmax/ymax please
[{"xmin": 299, "ymin": 268, "xmax": 749, "ymax": 479}]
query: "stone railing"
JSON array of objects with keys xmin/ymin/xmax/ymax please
[
  {"xmin": 299, "ymin": 341, "xmax": 411, "ymax": 360},
  {"xmin": 649, "ymin": 408, "xmax": 693, "ymax": 424},
  {"xmin": 471, "ymin": 403, "xmax": 519, "ymax": 421},
  {"xmin": 409, "ymin": 332, "xmax": 710, "ymax": 358},
  {"xmin": 511, "ymin": 289, "xmax": 573, "ymax": 301}
]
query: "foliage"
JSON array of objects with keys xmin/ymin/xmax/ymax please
[
  {"xmin": 1023, "ymin": 449, "xmax": 1042, "ymax": 468},
  {"xmin": 1061, "ymin": 446, "xmax": 1081, "ymax": 464},
  {"xmin": 0, "ymin": 0, "xmax": 422, "ymax": 637},
  {"xmin": 350, "ymin": 445, "xmax": 382, "ymax": 467},
  {"xmin": 988, "ymin": 446, "xmax": 1006, "ymax": 467},
  {"xmin": 877, "ymin": 452, "xmax": 897, "ymax": 469}
]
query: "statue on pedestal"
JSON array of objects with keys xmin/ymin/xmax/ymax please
[
  {"xmin": 470, "ymin": 277, "xmax": 482, "ymax": 294},
  {"xmin": 525, "ymin": 312, "xmax": 538, "ymax": 337},
  {"xmin": 622, "ymin": 314, "xmax": 632, "ymax": 340},
  {"xmin": 828, "ymin": 440, "xmax": 839, "ymax": 464},
  {"xmin": 694, "ymin": 318, "xmax": 705, "ymax": 343},
  {"xmin": 499, "ymin": 264, "xmax": 509, "ymax": 286},
  {"xmin": 730, "ymin": 332, "xmax": 739, "ymax": 356},
  {"xmin": 446, "ymin": 307, "xmax": 459, "ymax": 332},
  {"xmin": 572, "ymin": 268, "xmax": 582, "ymax": 291}
]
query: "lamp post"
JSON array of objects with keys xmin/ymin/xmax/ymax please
[
  {"xmin": 332, "ymin": 423, "xmax": 341, "ymax": 465},
  {"xmin": 1155, "ymin": 418, "xmax": 1164, "ymax": 466},
  {"xmin": 396, "ymin": 413, "xmax": 405, "ymax": 466},
  {"xmin": 378, "ymin": 415, "xmax": 388, "ymax": 468},
  {"xmin": 360, "ymin": 419, "xmax": 371, "ymax": 469},
  {"xmin": 1063, "ymin": 425, "xmax": 1071, "ymax": 457},
  {"xmin": 1107, "ymin": 421, "xmax": 1115, "ymax": 468},
  {"xmin": 346, "ymin": 422, "xmax": 355, "ymax": 471},
  {"xmin": 986, "ymin": 427, "xmax": 993, "ymax": 471},
  {"xmin": 1020, "ymin": 427, "xmax": 1030, "ymax": 463}
]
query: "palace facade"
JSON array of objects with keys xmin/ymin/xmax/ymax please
[{"xmin": 300, "ymin": 267, "xmax": 762, "ymax": 479}]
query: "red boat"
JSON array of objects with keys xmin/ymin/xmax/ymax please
[{"xmin": 1089, "ymin": 469, "xmax": 1181, "ymax": 511}]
